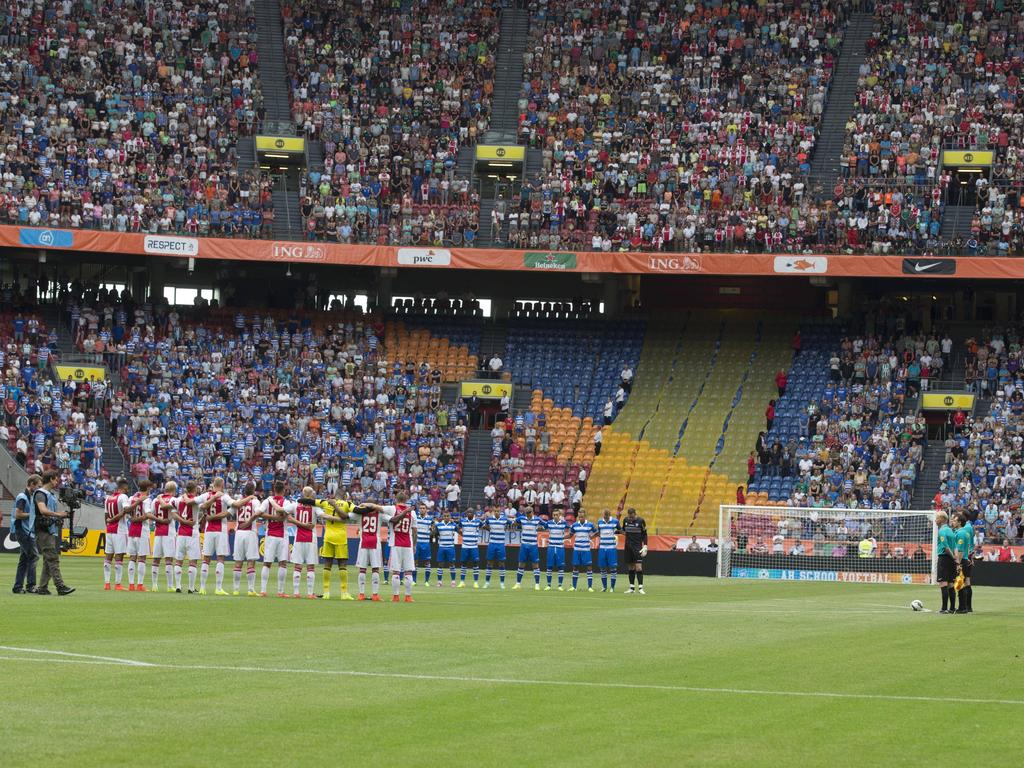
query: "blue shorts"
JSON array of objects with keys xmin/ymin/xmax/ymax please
[
  {"xmin": 415, "ymin": 542, "xmax": 432, "ymax": 562},
  {"xmin": 460, "ymin": 547, "xmax": 479, "ymax": 564},
  {"xmin": 572, "ymin": 549, "xmax": 592, "ymax": 567},
  {"xmin": 486, "ymin": 543, "xmax": 506, "ymax": 562},
  {"xmin": 598, "ymin": 548, "xmax": 618, "ymax": 569},
  {"xmin": 546, "ymin": 547, "xmax": 565, "ymax": 569},
  {"xmin": 518, "ymin": 544, "xmax": 539, "ymax": 565},
  {"xmin": 436, "ymin": 546, "xmax": 457, "ymax": 564}
]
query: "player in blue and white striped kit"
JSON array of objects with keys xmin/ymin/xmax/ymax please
[
  {"xmin": 542, "ymin": 509, "xmax": 569, "ymax": 590},
  {"xmin": 482, "ymin": 508, "xmax": 510, "ymax": 589},
  {"xmin": 414, "ymin": 506, "xmax": 435, "ymax": 585},
  {"xmin": 596, "ymin": 509, "xmax": 621, "ymax": 592},
  {"xmin": 433, "ymin": 510, "xmax": 459, "ymax": 587},
  {"xmin": 458, "ymin": 509, "xmax": 482, "ymax": 588},
  {"xmin": 514, "ymin": 506, "xmax": 543, "ymax": 590},
  {"xmin": 570, "ymin": 511, "xmax": 598, "ymax": 592}
]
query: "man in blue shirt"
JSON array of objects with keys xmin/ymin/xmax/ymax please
[
  {"xmin": 542, "ymin": 510, "xmax": 569, "ymax": 590},
  {"xmin": 11, "ymin": 474, "xmax": 41, "ymax": 593},
  {"xmin": 514, "ymin": 506, "xmax": 543, "ymax": 590},
  {"xmin": 458, "ymin": 508, "xmax": 482, "ymax": 588},
  {"xmin": 570, "ymin": 511, "xmax": 598, "ymax": 592},
  {"xmin": 433, "ymin": 510, "xmax": 459, "ymax": 588},
  {"xmin": 482, "ymin": 508, "xmax": 509, "ymax": 589},
  {"xmin": 596, "ymin": 510, "xmax": 621, "ymax": 592},
  {"xmin": 414, "ymin": 505, "xmax": 435, "ymax": 585}
]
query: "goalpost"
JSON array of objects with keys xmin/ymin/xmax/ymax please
[{"xmin": 717, "ymin": 505, "xmax": 938, "ymax": 584}]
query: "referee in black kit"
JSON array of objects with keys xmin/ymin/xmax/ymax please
[{"xmin": 622, "ymin": 507, "xmax": 648, "ymax": 594}]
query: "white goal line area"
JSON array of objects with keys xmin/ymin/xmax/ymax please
[
  {"xmin": 716, "ymin": 505, "xmax": 940, "ymax": 584},
  {"xmin": 1, "ymin": 646, "xmax": 1022, "ymax": 707}
]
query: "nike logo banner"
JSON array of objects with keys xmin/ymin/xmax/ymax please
[{"xmin": 902, "ymin": 258, "xmax": 957, "ymax": 275}]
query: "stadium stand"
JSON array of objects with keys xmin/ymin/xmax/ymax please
[
  {"xmin": 0, "ymin": 0, "xmax": 273, "ymax": 237},
  {"xmin": 747, "ymin": 326, "xmax": 937, "ymax": 509},
  {"xmin": 934, "ymin": 386, "xmax": 1024, "ymax": 545},
  {"xmin": 283, "ymin": 0, "xmax": 494, "ymax": 244}
]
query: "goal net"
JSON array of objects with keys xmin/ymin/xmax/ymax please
[{"xmin": 717, "ymin": 505, "xmax": 937, "ymax": 584}]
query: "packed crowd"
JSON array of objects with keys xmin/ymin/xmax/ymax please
[
  {"xmin": 0, "ymin": 305, "xmax": 113, "ymax": 503},
  {"xmin": 753, "ymin": 332, "xmax": 949, "ymax": 508},
  {"xmin": 283, "ymin": 0, "xmax": 494, "ymax": 244},
  {"xmin": 504, "ymin": 0, "xmax": 851, "ymax": 252},
  {"xmin": 73, "ymin": 302, "xmax": 471, "ymax": 504},
  {"xmin": 934, "ymin": 371, "xmax": 1024, "ymax": 547},
  {"xmin": 0, "ymin": 0, "xmax": 273, "ymax": 237}
]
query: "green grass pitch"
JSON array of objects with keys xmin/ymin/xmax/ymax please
[{"xmin": 1, "ymin": 560, "xmax": 1020, "ymax": 767}]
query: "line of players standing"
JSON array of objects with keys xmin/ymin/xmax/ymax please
[{"xmin": 100, "ymin": 477, "xmax": 651, "ymax": 599}]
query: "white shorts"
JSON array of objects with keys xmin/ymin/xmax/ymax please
[
  {"xmin": 233, "ymin": 530, "xmax": 260, "ymax": 562},
  {"xmin": 202, "ymin": 531, "xmax": 230, "ymax": 558},
  {"xmin": 263, "ymin": 536, "xmax": 290, "ymax": 564},
  {"xmin": 175, "ymin": 535, "xmax": 200, "ymax": 562},
  {"xmin": 356, "ymin": 544, "xmax": 382, "ymax": 569},
  {"xmin": 127, "ymin": 535, "xmax": 150, "ymax": 557},
  {"xmin": 104, "ymin": 533, "xmax": 127, "ymax": 555},
  {"xmin": 152, "ymin": 535, "xmax": 176, "ymax": 559},
  {"xmin": 291, "ymin": 541, "xmax": 319, "ymax": 566},
  {"xmin": 389, "ymin": 546, "xmax": 415, "ymax": 574}
]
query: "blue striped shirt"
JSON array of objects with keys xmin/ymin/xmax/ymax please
[
  {"xmin": 482, "ymin": 516, "xmax": 510, "ymax": 545},
  {"xmin": 571, "ymin": 521, "xmax": 597, "ymax": 550},
  {"xmin": 517, "ymin": 515, "xmax": 542, "ymax": 546},
  {"xmin": 597, "ymin": 518, "xmax": 620, "ymax": 549},
  {"xmin": 415, "ymin": 513, "xmax": 434, "ymax": 540},
  {"xmin": 543, "ymin": 519, "xmax": 569, "ymax": 547},
  {"xmin": 435, "ymin": 520, "xmax": 459, "ymax": 548},
  {"xmin": 459, "ymin": 518, "xmax": 482, "ymax": 547}
]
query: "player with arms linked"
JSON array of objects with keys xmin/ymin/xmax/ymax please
[
  {"xmin": 514, "ymin": 506, "xmax": 543, "ymax": 590},
  {"xmin": 569, "ymin": 510, "xmax": 598, "ymax": 592},
  {"xmin": 458, "ymin": 507, "xmax": 482, "ymax": 588},
  {"xmin": 355, "ymin": 493, "xmax": 414, "ymax": 601},
  {"xmin": 482, "ymin": 506, "xmax": 510, "ymax": 589},
  {"xmin": 542, "ymin": 509, "xmax": 569, "ymax": 590}
]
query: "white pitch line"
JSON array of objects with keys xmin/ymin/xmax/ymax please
[
  {"xmin": 0, "ymin": 648, "xmax": 1022, "ymax": 707},
  {"xmin": 0, "ymin": 645, "xmax": 155, "ymax": 666}
]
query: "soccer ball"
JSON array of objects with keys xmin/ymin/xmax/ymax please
[{"xmin": 911, "ymin": 599, "xmax": 924, "ymax": 612}]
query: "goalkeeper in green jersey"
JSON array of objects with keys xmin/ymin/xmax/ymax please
[{"xmin": 315, "ymin": 497, "xmax": 357, "ymax": 600}]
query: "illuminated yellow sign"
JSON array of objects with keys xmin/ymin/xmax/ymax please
[
  {"xmin": 942, "ymin": 150, "xmax": 993, "ymax": 167},
  {"xmin": 460, "ymin": 381, "xmax": 512, "ymax": 399},
  {"xmin": 920, "ymin": 393, "xmax": 975, "ymax": 411},
  {"xmin": 255, "ymin": 136, "xmax": 306, "ymax": 154},
  {"xmin": 54, "ymin": 364, "xmax": 106, "ymax": 382},
  {"xmin": 475, "ymin": 145, "xmax": 525, "ymax": 162}
]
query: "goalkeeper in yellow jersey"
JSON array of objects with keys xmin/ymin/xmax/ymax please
[{"xmin": 315, "ymin": 497, "xmax": 356, "ymax": 600}]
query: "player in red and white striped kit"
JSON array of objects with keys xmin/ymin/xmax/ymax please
[
  {"xmin": 231, "ymin": 483, "xmax": 262, "ymax": 596},
  {"xmin": 259, "ymin": 481, "xmax": 291, "ymax": 596},
  {"xmin": 125, "ymin": 480, "xmax": 155, "ymax": 591},
  {"xmin": 170, "ymin": 481, "xmax": 201, "ymax": 593},
  {"xmin": 353, "ymin": 493, "xmax": 413, "ymax": 601},
  {"xmin": 151, "ymin": 482, "xmax": 180, "ymax": 591},
  {"xmin": 103, "ymin": 478, "xmax": 141, "ymax": 590},
  {"xmin": 268, "ymin": 486, "xmax": 321, "ymax": 598},
  {"xmin": 386, "ymin": 501, "xmax": 418, "ymax": 603},
  {"xmin": 196, "ymin": 477, "xmax": 233, "ymax": 595}
]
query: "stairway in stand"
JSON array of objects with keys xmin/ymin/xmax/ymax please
[
  {"xmin": 461, "ymin": 429, "xmax": 495, "ymax": 509},
  {"xmin": 911, "ymin": 442, "xmax": 947, "ymax": 510},
  {"xmin": 807, "ymin": 12, "xmax": 875, "ymax": 195}
]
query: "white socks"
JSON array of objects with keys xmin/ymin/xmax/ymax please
[
  {"xmin": 215, "ymin": 562, "xmax": 224, "ymax": 591},
  {"xmin": 103, "ymin": 561, "xmax": 111, "ymax": 585}
]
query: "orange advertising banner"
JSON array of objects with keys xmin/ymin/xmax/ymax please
[{"xmin": 1, "ymin": 224, "xmax": 1018, "ymax": 279}]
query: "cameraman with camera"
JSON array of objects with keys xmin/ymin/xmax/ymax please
[
  {"xmin": 33, "ymin": 470, "xmax": 75, "ymax": 596},
  {"xmin": 11, "ymin": 474, "xmax": 41, "ymax": 593}
]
